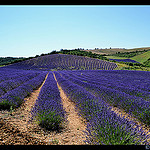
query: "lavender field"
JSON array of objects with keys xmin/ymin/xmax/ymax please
[
  {"xmin": 54, "ymin": 70, "xmax": 150, "ymax": 144},
  {"xmin": 2, "ymin": 54, "xmax": 117, "ymax": 71},
  {"xmin": 57, "ymin": 70, "xmax": 150, "ymax": 125},
  {"xmin": 0, "ymin": 68, "xmax": 48, "ymax": 109},
  {"xmin": 109, "ymin": 58, "xmax": 139, "ymax": 63},
  {"xmin": 0, "ymin": 54, "xmax": 150, "ymax": 145}
]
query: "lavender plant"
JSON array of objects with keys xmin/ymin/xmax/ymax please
[
  {"xmin": 109, "ymin": 59, "xmax": 139, "ymax": 63},
  {"xmin": 59, "ymin": 70, "xmax": 150, "ymax": 126},
  {"xmin": 0, "ymin": 72, "xmax": 40, "ymax": 97},
  {"xmin": 2, "ymin": 54, "xmax": 117, "ymax": 71},
  {"xmin": 54, "ymin": 71, "xmax": 150, "ymax": 145},
  {"xmin": 0, "ymin": 71, "xmax": 47, "ymax": 110},
  {"xmin": 31, "ymin": 72, "xmax": 66, "ymax": 131},
  {"xmin": 0, "ymin": 68, "xmax": 39, "ymax": 83}
]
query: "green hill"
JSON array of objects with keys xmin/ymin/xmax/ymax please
[
  {"xmin": 106, "ymin": 50, "xmax": 150, "ymax": 64},
  {"xmin": 106, "ymin": 56, "xmax": 129, "ymax": 60},
  {"xmin": 131, "ymin": 51, "xmax": 150, "ymax": 63},
  {"xmin": 0, "ymin": 57, "xmax": 25, "ymax": 66},
  {"xmin": 83, "ymin": 47, "xmax": 150, "ymax": 55},
  {"xmin": 143, "ymin": 58, "xmax": 150, "ymax": 67}
]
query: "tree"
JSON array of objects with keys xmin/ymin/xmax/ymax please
[
  {"xmin": 50, "ymin": 50, "xmax": 57, "ymax": 54},
  {"xmin": 40, "ymin": 53, "xmax": 45, "ymax": 56},
  {"xmin": 35, "ymin": 55, "xmax": 39, "ymax": 57}
]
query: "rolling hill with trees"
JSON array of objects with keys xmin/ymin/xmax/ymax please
[{"xmin": 0, "ymin": 47, "xmax": 150, "ymax": 71}]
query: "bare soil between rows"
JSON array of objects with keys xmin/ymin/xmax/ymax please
[
  {"xmin": 0, "ymin": 72, "xmax": 150, "ymax": 145},
  {"xmin": 0, "ymin": 72, "xmax": 87, "ymax": 145}
]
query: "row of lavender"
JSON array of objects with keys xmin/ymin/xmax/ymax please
[
  {"xmin": 31, "ymin": 72, "xmax": 65, "ymax": 130},
  {"xmin": 0, "ymin": 68, "xmax": 48, "ymax": 109},
  {"xmin": 0, "ymin": 68, "xmax": 38, "ymax": 83},
  {"xmin": 109, "ymin": 59, "xmax": 139, "ymax": 63},
  {"xmin": 54, "ymin": 71, "xmax": 150, "ymax": 145},
  {"xmin": 0, "ymin": 71, "xmax": 40, "ymax": 97},
  {"xmin": 3, "ymin": 54, "xmax": 117, "ymax": 70},
  {"xmin": 58, "ymin": 70, "xmax": 150, "ymax": 126},
  {"xmin": 59, "ymin": 70, "xmax": 150, "ymax": 100}
]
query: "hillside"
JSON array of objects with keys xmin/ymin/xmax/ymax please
[
  {"xmin": 144, "ymin": 58, "xmax": 150, "ymax": 67},
  {"xmin": 1, "ymin": 47, "xmax": 150, "ymax": 72},
  {"xmin": 2, "ymin": 54, "xmax": 117, "ymax": 71},
  {"xmin": 0, "ymin": 57, "xmax": 25, "ymax": 66},
  {"xmin": 131, "ymin": 51, "xmax": 150, "ymax": 63},
  {"xmin": 105, "ymin": 51, "xmax": 150, "ymax": 64},
  {"xmin": 84, "ymin": 47, "xmax": 150, "ymax": 55}
]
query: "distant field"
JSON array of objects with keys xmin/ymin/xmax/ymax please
[
  {"xmin": 131, "ymin": 51, "xmax": 150, "ymax": 63},
  {"xmin": 106, "ymin": 56, "xmax": 128, "ymax": 59},
  {"xmin": 84, "ymin": 47, "xmax": 150, "ymax": 55},
  {"xmin": 102, "ymin": 49, "xmax": 150, "ymax": 64},
  {"xmin": 84, "ymin": 48, "xmax": 127, "ymax": 55}
]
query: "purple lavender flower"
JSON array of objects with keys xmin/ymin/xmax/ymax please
[
  {"xmin": 0, "ymin": 71, "xmax": 47, "ymax": 109},
  {"xmin": 54, "ymin": 70, "xmax": 150, "ymax": 145},
  {"xmin": 31, "ymin": 72, "xmax": 66, "ymax": 130}
]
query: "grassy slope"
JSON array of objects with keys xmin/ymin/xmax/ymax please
[
  {"xmin": 106, "ymin": 56, "xmax": 129, "ymax": 59},
  {"xmin": 84, "ymin": 49, "xmax": 127, "ymax": 55},
  {"xmin": 131, "ymin": 51, "xmax": 150, "ymax": 63},
  {"xmin": 106, "ymin": 51, "xmax": 150, "ymax": 71},
  {"xmin": 105, "ymin": 50, "xmax": 150, "ymax": 64},
  {"xmin": 114, "ymin": 62, "xmax": 150, "ymax": 71},
  {"xmin": 84, "ymin": 47, "xmax": 150, "ymax": 55}
]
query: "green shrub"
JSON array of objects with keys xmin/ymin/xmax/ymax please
[
  {"xmin": 37, "ymin": 110, "xmax": 63, "ymax": 130},
  {"xmin": 0, "ymin": 99, "xmax": 16, "ymax": 110}
]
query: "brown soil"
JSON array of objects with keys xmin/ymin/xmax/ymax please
[
  {"xmin": 0, "ymin": 73, "xmax": 49, "ymax": 145},
  {"xmin": 52, "ymin": 72, "xmax": 87, "ymax": 145},
  {"xmin": 0, "ymin": 118, "xmax": 46, "ymax": 145},
  {"xmin": 1, "ymin": 69, "xmax": 149, "ymax": 145},
  {"xmin": 0, "ymin": 72, "xmax": 87, "ymax": 145}
]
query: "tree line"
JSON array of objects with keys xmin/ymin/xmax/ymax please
[{"xmin": 112, "ymin": 49, "xmax": 150, "ymax": 58}]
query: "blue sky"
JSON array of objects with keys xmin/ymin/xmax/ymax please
[{"xmin": 0, "ymin": 5, "xmax": 150, "ymax": 57}]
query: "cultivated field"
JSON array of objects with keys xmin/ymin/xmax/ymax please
[
  {"xmin": 131, "ymin": 51, "xmax": 150, "ymax": 63},
  {"xmin": 106, "ymin": 50, "xmax": 150, "ymax": 63},
  {"xmin": 84, "ymin": 47, "xmax": 150, "ymax": 55},
  {"xmin": 5, "ymin": 54, "xmax": 117, "ymax": 71},
  {"xmin": 0, "ymin": 54, "xmax": 150, "ymax": 145}
]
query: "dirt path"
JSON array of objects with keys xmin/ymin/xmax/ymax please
[
  {"xmin": 0, "ymin": 118, "xmax": 46, "ymax": 145},
  {"xmin": 52, "ymin": 72, "xmax": 87, "ymax": 145},
  {"xmin": 0, "ymin": 69, "xmax": 149, "ymax": 145},
  {"xmin": 27, "ymin": 72, "xmax": 87, "ymax": 145},
  {"xmin": 0, "ymin": 72, "xmax": 87, "ymax": 145},
  {"xmin": 0, "ymin": 73, "xmax": 49, "ymax": 145}
]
